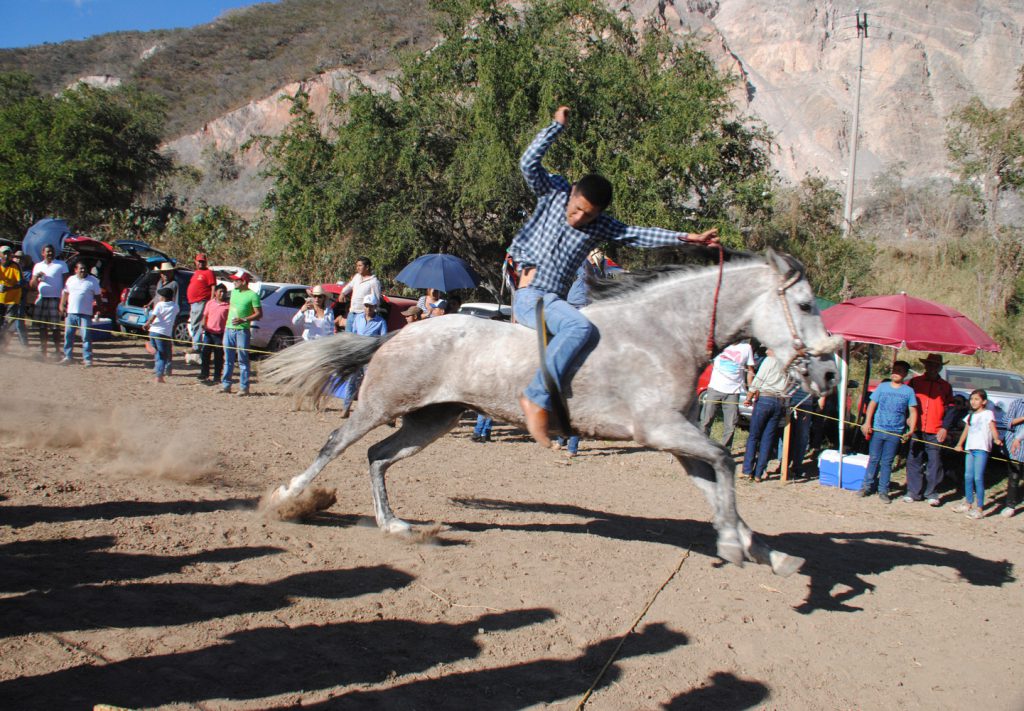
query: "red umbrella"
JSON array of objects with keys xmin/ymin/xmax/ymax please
[{"xmin": 822, "ymin": 293, "xmax": 1000, "ymax": 355}]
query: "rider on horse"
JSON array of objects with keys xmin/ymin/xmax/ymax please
[{"xmin": 509, "ymin": 105, "xmax": 720, "ymax": 448}]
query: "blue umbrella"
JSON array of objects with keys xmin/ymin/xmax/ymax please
[
  {"xmin": 395, "ymin": 253, "xmax": 480, "ymax": 291},
  {"xmin": 23, "ymin": 218, "xmax": 71, "ymax": 262}
]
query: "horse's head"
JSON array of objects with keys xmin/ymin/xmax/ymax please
[{"xmin": 754, "ymin": 249, "xmax": 842, "ymax": 397}]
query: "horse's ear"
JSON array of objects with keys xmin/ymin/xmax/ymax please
[{"xmin": 765, "ymin": 248, "xmax": 803, "ymax": 280}]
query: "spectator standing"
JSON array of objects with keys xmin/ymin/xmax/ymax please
[
  {"xmin": 0, "ymin": 245, "xmax": 22, "ymax": 350},
  {"xmin": 742, "ymin": 348, "xmax": 792, "ymax": 481},
  {"xmin": 858, "ymin": 361, "xmax": 919, "ymax": 503},
  {"xmin": 340, "ymin": 294, "xmax": 387, "ymax": 417},
  {"xmin": 9, "ymin": 250, "xmax": 30, "ymax": 347},
  {"xmin": 221, "ymin": 270, "xmax": 262, "ymax": 396},
  {"xmin": 59, "ymin": 261, "xmax": 101, "ymax": 366},
  {"xmin": 1003, "ymin": 398, "xmax": 1024, "ymax": 518},
  {"xmin": 144, "ymin": 287, "xmax": 180, "ymax": 383},
  {"xmin": 472, "ymin": 414, "xmax": 493, "ymax": 442},
  {"xmin": 340, "ymin": 257, "xmax": 381, "ymax": 333},
  {"xmin": 29, "ymin": 244, "xmax": 69, "ymax": 359},
  {"xmin": 185, "ymin": 253, "xmax": 216, "ymax": 363},
  {"xmin": 700, "ymin": 341, "xmax": 755, "ymax": 451},
  {"xmin": 292, "ymin": 285, "xmax": 335, "ymax": 341},
  {"xmin": 198, "ymin": 284, "xmax": 229, "ymax": 385},
  {"xmin": 786, "ymin": 388, "xmax": 826, "ymax": 479},
  {"xmin": 952, "ymin": 389, "xmax": 1002, "ymax": 519},
  {"xmin": 905, "ymin": 353, "xmax": 956, "ymax": 505}
]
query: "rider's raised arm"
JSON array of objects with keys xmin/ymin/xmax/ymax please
[
  {"xmin": 520, "ymin": 121, "xmax": 567, "ymax": 196},
  {"xmin": 596, "ymin": 217, "xmax": 685, "ymax": 249}
]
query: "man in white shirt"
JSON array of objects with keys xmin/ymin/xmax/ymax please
[
  {"xmin": 59, "ymin": 261, "xmax": 102, "ymax": 366},
  {"xmin": 699, "ymin": 340, "xmax": 755, "ymax": 451},
  {"xmin": 339, "ymin": 257, "xmax": 381, "ymax": 332},
  {"xmin": 30, "ymin": 244, "xmax": 69, "ymax": 359}
]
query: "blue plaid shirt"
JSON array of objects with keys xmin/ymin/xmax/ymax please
[
  {"xmin": 1007, "ymin": 397, "xmax": 1024, "ymax": 462},
  {"xmin": 508, "ymin": 122, "xmax": 686, "ymax": 298}
]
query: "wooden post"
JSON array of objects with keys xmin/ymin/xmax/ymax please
[{"xmin": 780, "ymin": 412, "xmax": 792, "ymax": 482}]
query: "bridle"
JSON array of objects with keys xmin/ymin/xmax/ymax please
[{"xmin": 775, "ymin": 265, "xmax": 812, "ymax": 379}]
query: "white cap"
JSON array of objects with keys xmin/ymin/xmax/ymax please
[{"xmin": 363, "ymin": 293, "xmax": 379, "ymax": 306}]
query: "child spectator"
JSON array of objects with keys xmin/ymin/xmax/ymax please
[
  {"xmin": 198, "ymin": 284, "xmax": 229, "ymax": 385},
  {"xmin": 144, "ymin": 287, "xmax": 180, "ymax": 383},
  {"xmin": 858, "ymin": 360, "xmax": 918, "ymax": 503},
  {"xmin": 953, "ymin": 389, "xmax": 1003, "ymax": 519}
]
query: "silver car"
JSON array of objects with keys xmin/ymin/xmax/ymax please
[
  {"xmin": 226, "ymin": 281, "xmax": 311, "ymax": 352},
  {"xmin": 941, "ymin": 365, "xmax": 1024, "ymax": 439}
]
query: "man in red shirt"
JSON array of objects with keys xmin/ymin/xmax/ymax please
[
  {"xmin": 905, "ymin": 353, "xmax": 956, "ymax": 505},
  {"xmin": 185, "ymin": 253, "xmax": 216, "ymax": 364}
]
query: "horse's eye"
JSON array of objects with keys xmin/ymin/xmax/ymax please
[{"xmin": 798, "ymin": 302, "xmax": 813, "ymax": 313}]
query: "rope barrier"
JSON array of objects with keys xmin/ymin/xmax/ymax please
[
  {"xmin": 701, "ymin": 395, "xmax": 1017, "ymax": 465},
  {"xmin": 574, "ymin": 549, "xmax": 691, "ymax": 711},
  {"xmin": 4, "ymin": 313, "xmax": 279, "ymax": 356}
]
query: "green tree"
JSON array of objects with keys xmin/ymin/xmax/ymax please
[
  {"xmin": 946, "ymin": 69, "xmax": 1024, "ymax": 314},
  {"xmin": 257, "ymin": 0, "xmax": 773, "ymax": 292},
  {"xmin": 0, "ymin": 72, "xmax": 171, "ymax": 235}
]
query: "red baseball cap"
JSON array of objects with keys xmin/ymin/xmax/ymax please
[
  {"xmin": 195, "ymin": 253, "xmax": 208, "ymax": 262},
  {"xmin": 230, "ymin": 269, "xmax": 252, "ymax": 282}
]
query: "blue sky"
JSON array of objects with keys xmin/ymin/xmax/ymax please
[{"xmin": 0, "ymin": 0, "xmax": 275, "ymax": 49}]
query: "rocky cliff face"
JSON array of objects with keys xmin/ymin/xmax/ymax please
[{"xmin": 163, "ymin": 0, "xmax": 1024, "ymax": 213}]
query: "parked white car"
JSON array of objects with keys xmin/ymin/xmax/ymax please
[{"xmin": 225, "ymin": 281, "xmax": 311, "ymax": 352}]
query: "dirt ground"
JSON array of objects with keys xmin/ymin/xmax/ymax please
[{"xmin": 1, "ymin": 338, "xmax": 1022, "ymax": 710}]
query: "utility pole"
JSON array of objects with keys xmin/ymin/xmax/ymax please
[{"xmin": 842, "ymin": 9, "xmax": 867, "ymax": 238}]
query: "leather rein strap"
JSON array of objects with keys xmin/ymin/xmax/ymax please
[{"xmin": 706, "ymin": 242, "xmax": 725, "ymax": 360}]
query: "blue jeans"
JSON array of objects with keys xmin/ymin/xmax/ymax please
[
  {"xmin": 152, "ymin": 335, "xmax": 172, "ymax": 376},
  {"xmin": 556, "ymin": 435, "xmax": 580, "ymax": 454},
  {"xmin": 861, "ymin": 431, "xmax": 902, "ymax": 495},
  {"xmin": 474, "ymin": 414, "xmax": 493, "ymax": 437},
  {"xmin": 221, "ymin": 328, "xmax": 251, "ymax": 390},
  {"xmin": 788, "ymin": 396, "xmax": 816, "ymax": 476},
  {"xmin": 63, "ymin": 314, "xmax": 93, "ymax": 363},
  {"xmin": 341, "ymin": 368, "xmax": 365, "ymax": 408},
  {"xmin": 964, "ymin": 450, "xmax": 989, "ymax": 508},
  {"xmin": 743, "ymin": 396, "xmax": 787, "ymax": 479},
  {"xmin": 513, "ymin": 286, "xmax": 595, "ymax": 411}
]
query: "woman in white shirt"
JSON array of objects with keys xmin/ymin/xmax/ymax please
[
  {"xmin": 340, "ymin": 257, "xmax": 381, "ymax": 332},
  {"xmin": 292, "ymin": 285, "xmax": 336, "ymax": 341}
]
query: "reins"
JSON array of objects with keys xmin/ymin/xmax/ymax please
[{"xmin": 706, "ymin": 242, "xmax": 725, "ymax": 360}]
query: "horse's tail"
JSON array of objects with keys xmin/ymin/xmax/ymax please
[{"xmin": 262, "ymin": 332, "xmax": 397, "ymax": 404}]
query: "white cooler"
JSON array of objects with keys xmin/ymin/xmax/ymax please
[{"xmin": 817, "ymin": 449, "xmax": 868, "ymax": 491}]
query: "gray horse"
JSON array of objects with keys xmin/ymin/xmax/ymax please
[{"xmin": 262, "ymin": 250, "xmax": 841, "ymax": 576}]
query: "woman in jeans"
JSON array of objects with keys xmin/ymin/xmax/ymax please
[{"xmin": 858, "ymin": 361, "xmax": 919, "ymax": 503}]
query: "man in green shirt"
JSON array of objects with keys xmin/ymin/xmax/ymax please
[{"xmin": 221, "ymin": 270, "xmax": 263, "ymax": 395}]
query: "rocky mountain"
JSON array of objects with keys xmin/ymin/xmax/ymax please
[{"xmin": 6, "ymin": 0, "xmax": 1023, "ymax": 214}]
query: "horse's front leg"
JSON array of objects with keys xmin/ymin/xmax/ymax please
[{"xmin": 636, "ymin": 417, "xmax": 804, "ymax": 576}]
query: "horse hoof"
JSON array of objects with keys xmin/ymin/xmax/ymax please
[
  {"xmin": 260, "ymin": 486, "xmax": 337, "ymax": 522},
  {"xmin": 769, "ymin": 551, "xmax": 805, "ymax": 577},
  {"xmin": 717, "ymin": 540, "xmax": 745, "ymax": 567},
  {"xmin": 381, "ymin": 518, "xmax": 413, "ymax": 535}
]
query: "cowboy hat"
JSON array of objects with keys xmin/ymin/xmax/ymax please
[
  {"xmin": 920, "ymin": 353, "xmax": 947, "ymax": 366},
  {"xmin": 308, "ymin": 284, "xmax": 326, "ymax": 296},
  {"xmin": 157, "ymin": 262, "xmax": 175, "ymax": 272}
]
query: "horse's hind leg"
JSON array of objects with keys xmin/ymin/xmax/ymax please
[
  {"xmin": 365, "ymin": 404, "xmax": 465, "ymax": 534},
  {"xmin": 266, "ymin": 413, "xmax": 382, "ymax": 510}
]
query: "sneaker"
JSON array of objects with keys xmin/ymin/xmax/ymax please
[
  {"xmin": 901, "ymin": 495, "xmax": 916, "ymax": 503},
  {"xmin": 238, "ymin": 388, "xmax": 250, "ymax": 397},
  {"xmin": 470, "ymin": 434, "xmax": 482, "ymax": 442},
  {"xmin": 951, "ymin": 502, "xmax": 970, "ymax": 514},
  {"xmin": 857, "ymin": 488, "xmax": 873, "ymax": 498},
  {"xmin": 58, "ymin": 357, "xmax": 72, "ymax": 365},
  {"xmin": 967, "ymin": 508, "xmax": 984, "ymax": 520},
  {"xmin": 927, "ymin": 498, "xmax": 941, "ymax": 507},
  {"xmin": 220, "ymin": 385, "xmax": 231, "ymax": 394},
  {"xmin": 1000, "ymin": 506, "xmax": 1017, "ymax": 518},
  {"xmin": 878, "ymin": 492, "xmax": 891, "ymax": 504},
  {"xmin": 82, "ymin": 360, "xmax": 93, "ymax": 368}
]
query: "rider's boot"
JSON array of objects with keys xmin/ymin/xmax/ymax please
[{"xmin": 519, "ymin": 394, "xmax": 555, "ymax": 449}]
